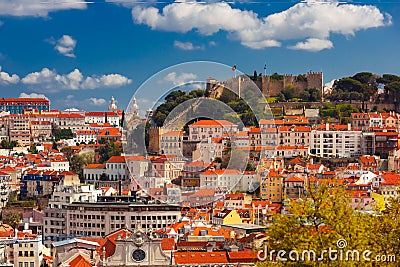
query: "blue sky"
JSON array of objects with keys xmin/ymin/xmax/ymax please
[{"xmin": 0, "ymin": 0, "xmax": 399, "ymax": 112}]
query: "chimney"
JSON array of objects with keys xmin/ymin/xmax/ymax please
[
  {"xmin": 348, "ymin": 123, "xmax": 351, "ymax": 131},
  {"xmin": 325, "ymin": 123, "xmax": 329, "ymax": 131}
]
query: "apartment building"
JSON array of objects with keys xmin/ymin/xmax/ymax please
[
  {"xmin": 160, "ymin": 130, "xmax": 183, "ymax": 156},
  {"xmin": 181, "ymin": 161, "xmax": 210, "ymax": 188},
  {"xmin": 0, "ymin": 98, "xmax": 49, "ymax": 114},
  {"xmin": 66, "ymin": 202, "xmax": 181, "ymax": 237},
  {"xmin": 43, "ymin": 185, "xmax": 102, "ymax": 243},
  {"xmin": 30, "ymin": 120, "xmax": 52, "ymax": 143},
  {"xmin": 200, "ymin": 169, "xmax": 241, "ymax": 190},
  {"xmin": 150, "ymin": 156, "xmax": 185, "ymax": 180},
  {"xmin": 260, "ymin": 170, "xmax": 283, "ymax": 203},
  {"xmin": 6, "ymin": 114, "xmax": 31, "ymax": 147},
  {"xmin": 56, "ymin": 113, "xmax": 88, "ymax": 133},
  {"xmin": 277, "ymin": 125, "xmax": 311, "ymax": 147},
  {"xmin": 12, "ymin": 233, "xmax": 43, "ymax": 267},
  {"xmin": 188, "ymin": 119, "xmax": 238, "ymax": 141},
  {"xmin": 310, "ymin": 123, "xmax": 362, "ymax": 158}
]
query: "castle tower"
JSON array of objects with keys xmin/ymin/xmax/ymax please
[{"xmin": 109, "ymin": 96, "xmax": 118, "ymax": 112}]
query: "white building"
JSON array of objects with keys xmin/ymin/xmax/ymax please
[
  {"xmin": 106, "ymin": 156, "xmax": 128, "ymax": 181},
  {"xmin": 43, "ymin": 184, "xmax": 102, "ymax": 243},
  {"xmin": 50, "ymin": 159, "xmax": 70, "ymax": 172},
  {"xmin": 74, "ymin": 130, "xmax": 98, "ymax": 144},
  {"xmin": 200, "ymin": 169, "xmax": 241, "ymax": 190},
  {"xmin": 126, "ymin": 156, "xmax": 150, "ymax": 178},
  {"xmin": 66, "ymin": 203, "xmax": 181, "ymax": 237},
  {"xmin": 85, "ymin": 111, "xmax": 120, "ymax": 127},
  {"xmin": 83, "ymin": 163, "xmax": 106, "ymax": 184},
  {"xmin": 192, "ymin": 137, "xmax": 225, "ymax": 163},
  {"xmin": 310, "ymin": 123, "xmax": 362, "ymax": 158},
  {"xmin": 232, "ymin": 171, "xmax": 260, "ymax": 193},
  {"xmin": 12, "ymin": 232, "xmax": 43, "ymax": 267}
]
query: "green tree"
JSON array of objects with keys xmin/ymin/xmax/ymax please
[
  {"xmin": 71, "ymin": 151, "xmax": 94, "ymax": 178},
  {"xmin": 53, "ymin": 127, "xmax": 74, "ymax": 141},
  {"xmin": 28, "ymin": 145, "xmax": 38, "ymax": 154},
  {"xmin": 60, "ymin": 146, "xmax": 74, "ymax": 161},
  {"xmin": 352, "ymin": 72, "xmax": 374, "ymax": 84},
  {"xmin": 377, "ymin": 74, "xmax": 400, "ymax": 85},
  {"xmin": 3, "ymin": 213, "xmax": 21, "ymax": 229},
  {"xmin": 270, "ymin": 72, "xmax": 284, "ymax": 81},
  {"xmin": 281, "ymin": 87, "xmax": 295, "ymax": 101},
  {"xmin": 98, "ymin": 139, "xmax": 122, "ymax": 163},
  {"xmin": 0, "ymin": 140, "xmax": 18, "ymax": 149}
]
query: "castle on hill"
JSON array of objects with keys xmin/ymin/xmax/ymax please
[{"xmin": 207, "ymin": 71, "xmax": 323, "ymax": 99}]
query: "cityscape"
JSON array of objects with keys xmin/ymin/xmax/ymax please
[{"xmin": 0, "ymin": 1, "xmax": 400, "ymax": 267}]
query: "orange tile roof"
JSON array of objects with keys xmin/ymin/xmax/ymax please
[
  {"xmin": 161, "ymin": 238, "xmax": 175, "ymax": 250},
  {"xmin": 68, "ymin": 254, "xmax": 92, "ymax": 267},
  {"xmin": 107, "ymin": 156, "xmax": 125, "ymax": 163},
  {"xmin": 285, "ymin": 176, "xmax": 304, "ymax": 182},
  {"xmin": 175, "ymin": 251, "xmax": 228, "ymax": 264},
  {"xmin": 126, "ymin": 156, "xmax": 146, "ymax": 161},
  {"xmin": 189, "ymin": 188, "xmax": 215, "ymax": 197},
  {"xmin": 162, "ymin": 131, "xmax": 184, "ymax": 136},
  {"xmin": 201, "ymin": 169, "xmax": 241, "ymax": 175},
  {"xmin": 278, "ymin": 126, "xmax": 311, "ymax": 132},
  {"xmin": 227, "ymin": 249, "xmax": 258, "ymax": 262},
  {"xmin": 84, "ymin": 163, "xmax": 106, "ymax": 169},
  {"xmin": 85, "ymin": 111, "xmax": 119, "ymax": 117},
  {"xmin": 190, "ymin": 119, "xmax": 237, "ymax": 127}
]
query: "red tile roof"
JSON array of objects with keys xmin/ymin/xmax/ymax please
[
  {"xmin": 161, "ymin": 238, "xmax": 175, "ymax": 250},
  {"xmin": 201, "ymin": 169, "xmax": 241, "ymax": 175},
  {"xmin": 68, "ymin": 254, "xmax": 92, "ymax": 267},
  {"xmin": 84, "ymin": 163, "xmax": 106, "ymax": 169},
  {"xmin": 190, "ymin": 119, "xmax": 237, "ymax": 127},
  {"xmin": 174, "ymin": 251, "xmax": 229, "ymax": 264},
  {"xmin": 107, "ymin": 156, "xmax": 125, "ymax": 163}
]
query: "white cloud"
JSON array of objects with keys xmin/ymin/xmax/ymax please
[
  {"xmin": 0, "ymin": 66, "xmax": 20, "ymax": 85},
  {"xmin": 130, "ymin": 1, "xmax": 391, "ymax": 51},
  {"xmin": 21, "ymin": 68, "xmax": 132, "ymax": 91},
  {"xmin": 174, "ymin": 41, "xmax": 204, "ymax": 51},
  {"xmin": 163, "ymin": 72, "xmax": 198, "ymax": 87},
  {"xmin": 242, "ymin": 40, "xmax": 281, "ymax": 49},
  {"xmin": 19, "ymin": 92, "xmax": 48, "ymax": 99},
  {"xmin": 0, "ymin": 0, "xmax": 87, "ymax": 17},
  {"xmin": 288, "ymin": 38, "xmax": 333, "ymax": 52},
  {"xmin": 88, "ymin": 97, "xmax": 106, "ymax": 106},
  {"xmin": 55, "ymin": 35, "xmax": 77, "ymax": 58},
  {"xmin": 209, "ymin": 41, "xmax": 217, "ymax": 47},
  {"xmin": 325, "ymin": 79, "xmax": 336, "ymax": 88}
]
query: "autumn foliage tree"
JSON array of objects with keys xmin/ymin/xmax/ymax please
[{"xmin": 258, "ymin": 183, "xmax": 399, "ymax": 267}]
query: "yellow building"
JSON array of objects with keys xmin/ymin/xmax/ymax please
[
  {"xmin": 212, "ymin": 209, "xmax": 242, "ymax": 225},
  {"xmin": 260, "ymin": 170, "xmax": 283, "ymax": 203}
]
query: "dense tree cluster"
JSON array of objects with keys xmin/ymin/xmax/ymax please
[
  {"xmin": 320, "ymin": 103, "xmax": 359, "ymax": 124},
  {"xmin": 52, "ymin": 126, "xmax": 74, "ymax": 141},
  {"xmin": 98, "ymin": 138, "xmax": 122, "ymax": 163},
  {"xmin": 0, "ymin": 140, "xmax": 18, "ymax": 149},
  {"xmin": 152, "ymin": 90, "xmax": 207, "ymax": 126},
  {"xmin": 328, "ymin": 72, "xmax": 400, "ymax": 105}
]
